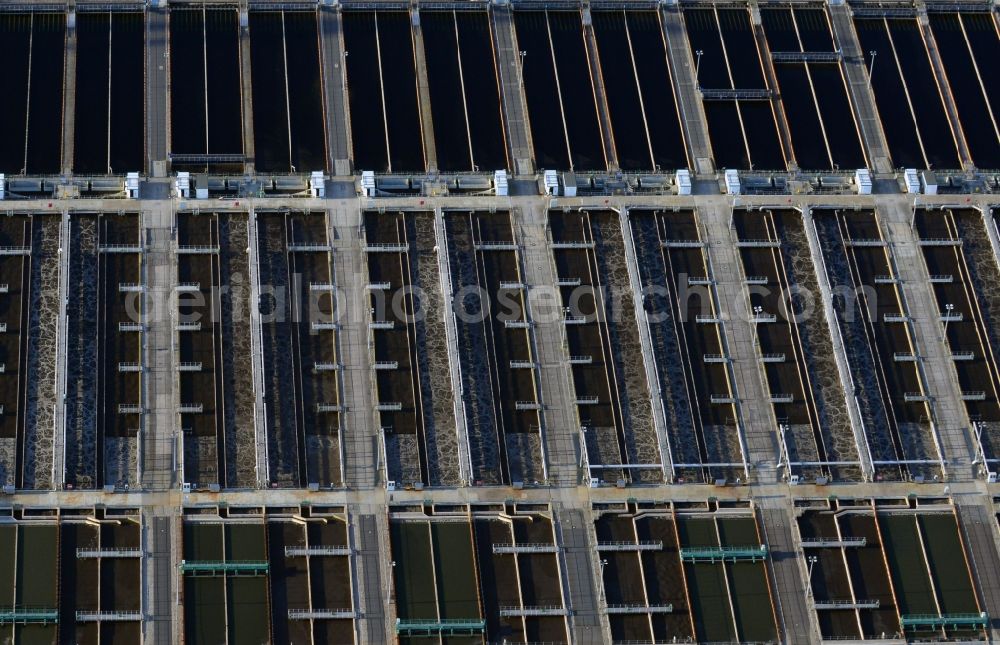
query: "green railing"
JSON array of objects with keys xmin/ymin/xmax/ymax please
[
  {"xmin": 679, "ymin": 545, "xmax": 768, "ymax": 563},
  {"xmin": 900, "ymin": 612, "xmax": 988, "ymax": 630},
  {"xmin": 0, "ymin": 606, "xmax": 59, "ymax": 625},
  {"xmin": 179, "ymin": 560, "xmax": 269, "ymax": 576},
  {"xmin": 395, "ymin": 618, "xmax": 486, "ymax": 636}
]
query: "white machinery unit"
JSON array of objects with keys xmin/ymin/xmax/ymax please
[
  {"xmin": 562, "ymin": 172, "xmax": 577, "ymax": 197},
  {"xmin": 126, "ymin": 172, "xmax": 140, "ymax": 199},
  {"xmin": 494, "ymin": 169, "xmax": 508, "ymax": 196},
  {"xmin": 310, "ymin": 171, "xmax": 325, "ymax": 198},
  {"xmin": 903, "ymin": 168, "xmax": 921, "ymax": 194},
  {"xmin": 921, "ymin": 170, "xmax": 938, "ymax": 195},
  {"xmin": 361, "ymin": 171, "xmax": 376, "ymax": 197},
  {"xmin": 855, "ymin": 168, "xmax": 872, "ymax": 195},
  {"xmin": 0, "ymin": 174, "xmax": 5, "ymax": 201},
  {"xmin": 675, "ymin": 169, "xmax": 692, "ymax": 195},
  {"xmin": 175, "ymin": 172, "xmax": 191, "ymax": 198},
  {"xmin": 195, "ymin": 188, "xmax": 209, "ymax": 200},
  {"xmin": 724, "ymin": 169, "xmax": 740, "ymax": 195},
  {"xmin": 543, "ymin": 170, "xmax": 559, "ymax": 195},
  {"xmin": 589, "ymin": 477, "xmax": 600, "ymax": 488}
]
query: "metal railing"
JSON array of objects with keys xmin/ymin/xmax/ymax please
[
  {"xmin": 76, "ymin": 610, "xmax": 142, "ymax": 622},
  {"xmin": 918, "ymin": 238, "xmax": 962, "ymax": 247},
  {"xmin": 288, "ymin": 608, "xmax": 355, "ymax": 620},
  {"xmin": 179, "ymin": 560, "xmax": 269, "ymax": 576},
  {"xmin": 492, "ymin": 543, "xmax": 559, "ymax": 554},
  {"xmin": 550, "ymin": 241, "xmax": 594, "ymax": 249},
  {"xmin": 900, "ymin": 612, "xmax": 988, "ymax": 630},
  {"xmin": 661, "ymin": 239, "xmax": 705, "ymax": 248},
  {"xmin": 176, "ymin": 245, "xmax": 219, "ymax": 254},
  {"xmin": 284, "ymin": 546, "xmax": 351, "ymax": 557},
  {"xmin": 679, "ymin": 545, "xmax": 768, "ymax": 562},
  {"xmin": 287, "ymin": 244, "xmax": 332, "ymax": 252},
  {"xmin": 394, "ymin": 618, "xmax": 486, "ymax": 635},
  {"xmin": 843, "ymin": 239, "xmax": 886, "ymax": 247},
  {"xmin": 363, "ymin": 243, "xmax": 408, "ymax": 253},
  {"xmin": 771, "ymin": 50, "xmax": 843, "ymax": 63},
  {"xmin": 499, "ymin": 606, "xmax": 567, "ymax": 617},
  {"xmin": 0, "ymin": 606, "xmax": 59, "ymax": 625},
  {"xmin": 813, "ymin": 599, "xmax": 879, "ymax": 610},
  {"xmin": 699, "ymin": 88, "xmax": 773, "ymax": 100},
  {"xmin": 596, "ymin": 541, "xmax": 663, "ymax": 552},
  {"xmin": 77, "ymin": 547, "xmax": 142, "ymax": 558},
  {"xmin": 605, "ymin": 604, "xmax": 674, "ymax": 614},
  {"xmin": 98, "ymin": 245, "xmax": 143, "ymax": 253},
  {"xmin": 800, "ymin": 537, "xmax": 865, "ymax": 548}
]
